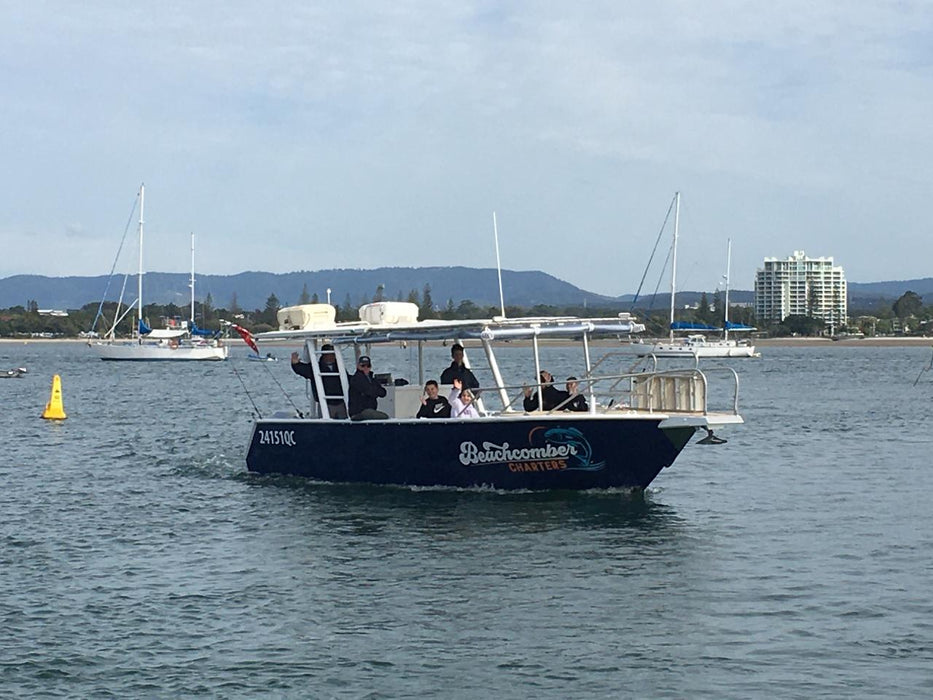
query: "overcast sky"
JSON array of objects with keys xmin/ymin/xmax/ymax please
[{"xmin": 1, "ymin": 2, "xmax": 930, "ymax": 297}]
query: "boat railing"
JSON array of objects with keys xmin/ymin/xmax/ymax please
[
  {"xmin": 589, "ymin": 351, "xmax": 658, "ymax": 375},
  {"xmin": 586, "ymin": 351, "xmax": 661, "ymax": 399},
  {"xmin": 477, "ymin": 365, "xmax": 739, "ymax": 417},
  {"xmin": 694, "ymin": 366, "xmax": 741, "ymax": 414}
]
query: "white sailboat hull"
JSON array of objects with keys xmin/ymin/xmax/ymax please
[
  {"xmin": 91, "ymin": 341, "xmax": 228, "ymax": 361},
  {"xmin": 639, "ymin": 338, "xmax": 759, "ymax": 358}
]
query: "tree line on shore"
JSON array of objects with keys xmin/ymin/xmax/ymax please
[{"xmin": 1, "ymin": 284, "xmax": 929, "ymax": 339}]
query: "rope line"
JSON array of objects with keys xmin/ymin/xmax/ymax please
[
  {"xmin": 262, "ymin": 360, "xmax": 304, "ymax": 417},
  {"xmin": 230, "ymin": 361, "xmax": 263, "ymax": 419},
  {"xmin": 630, "ymin": 194, "xmax": 677, "ymax": 312},
  {"xmin": 913, "ymin": 347, "xmax": 933, "ymax": 386},
  {"xmin": 90, "ymin": 192, "xmax": 140, "ymax": 335}
]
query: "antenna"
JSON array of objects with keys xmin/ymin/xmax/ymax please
[{"xmin": 493, "ymin": 211, "xmax": 506, "ymax": 318}]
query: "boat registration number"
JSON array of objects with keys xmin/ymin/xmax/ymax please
[{"xmin": 257, "ymin": 429, "xmax": 296, "ymax": 447}]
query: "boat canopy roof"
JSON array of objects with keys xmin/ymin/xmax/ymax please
[
  {"xmin": 189, "ymin": 321, "xmax": 216, "ymax": 337},
  {"xmin": 256, "ymin": 312, "xmax": 645, "ymax": 346}
]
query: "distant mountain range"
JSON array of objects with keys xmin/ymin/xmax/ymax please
[
  {"xmin": 0, "ymin": 268, "xmax": 613, "ymax": 311},
  {"xmin": 0, "ymin": 267, "xmax": 928, "ymax": 312}
]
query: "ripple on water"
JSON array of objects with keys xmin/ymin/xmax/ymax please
[{"xmin": 2, "ymin": 345, "xmax": 933, "ymax": 697}]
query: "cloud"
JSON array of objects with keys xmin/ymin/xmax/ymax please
[{"xmin": 1, "ymin": 2, "xmax": 931, "ymax": 293}]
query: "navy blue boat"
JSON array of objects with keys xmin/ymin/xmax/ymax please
[{"xmin": 245, "ymin": 302, "xmax": 743, "ymax": 491}]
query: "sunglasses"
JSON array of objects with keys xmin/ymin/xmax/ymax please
[{"xmin": 359, "ymin": 362, "xmax": 371, "ymax": 367}]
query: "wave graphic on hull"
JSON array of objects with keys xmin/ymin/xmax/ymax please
[{"xmin": 542, "ymin": 427, "xmax": 606, "ymax": 471}]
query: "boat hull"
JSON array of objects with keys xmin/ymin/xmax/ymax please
[
  {"xmin": 92, "ymin": 342, "xmax": 228, "ymax": 361},
  {"xmin": 639, "ymin": 342, "xmax": 758, "ymax": 358},
  {"xmin": 245, "ymin": 415, "xmax": 697, "ymax": 490}
]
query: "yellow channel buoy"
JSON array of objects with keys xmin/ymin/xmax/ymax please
[{"xmin": 42, "ymin": 374, "xmax": 67, "ymax": 420}]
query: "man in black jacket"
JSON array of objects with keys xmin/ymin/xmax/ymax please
[
  {"xmin": 417, "ymin": 380, "xmax": 451, "ymax": 418},
  {"xmin": 522, "ymin": 370, "xmax": 569, "ymax": 412},
  {"xmin": 563, "ymin": 376, "xmax": 589, "ymax": 412},
  {"xmin": 440, "ymin": 343, "xmax": 479, "ymax": 390},
  {"xmin": 348, "ymin": 355, "xmax": 388, "ymax": 420}
]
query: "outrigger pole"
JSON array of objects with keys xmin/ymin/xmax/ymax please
[{"xmin": 493, "ymin": 211, "xmax": 506, "ymax": 318}]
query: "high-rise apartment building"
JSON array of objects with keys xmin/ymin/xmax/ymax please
[{"xmin": 754, "ymin": 251, "xmax": 847, "ymax": 327}]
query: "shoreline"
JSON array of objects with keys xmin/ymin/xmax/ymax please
[
  {"xmin": 754, "ymin": 336, "xmax": 933, "ymax": 347},
  {"xmin": 3, "ymin": 336, "xmax": 932, "ymax": 348}
]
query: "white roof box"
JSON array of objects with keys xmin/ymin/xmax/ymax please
[
  {"xmin": 277, "ymin": 304, "xmax": 337, "ymax": 331},
  {"xmin": 358, "ymin": 301, "xmax": 419, "ymax": 325}
]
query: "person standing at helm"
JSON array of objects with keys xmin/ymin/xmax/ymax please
[{"xmin": 440, "ymin": 343, "xmax": 479, "ymax": 390}]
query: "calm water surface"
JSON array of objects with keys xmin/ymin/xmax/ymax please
[{"xmin": 1, "ymin": 342, "xmax": 932, "ymax": 698}]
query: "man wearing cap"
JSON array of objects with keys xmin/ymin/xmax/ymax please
[
  {"xmin": 290, "ymin": 344, "xmax": 348, "ymax": 418},
  {"xmin": 439, "ymin": 343, "xmax": 479, "ymax": 390},
  {"xmin": 348, "ymin": 355, "xmax": 388, "ymax": 420}
]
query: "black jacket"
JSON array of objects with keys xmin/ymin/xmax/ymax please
[
  {"xmin": 523, "ymin": 384, "xmax": 569, "ymax": 412},
  {"xmin": 564, "ymin": 394, "xmax": 589, "ymax": 412},
  {"xmin": 291, "ymin": 359, "xmax": 344, "ymax": 404},
  {"xmin": 440, "ymin": 362, "xmax": 479, "ymax": 389},
  {"xmin": 348, "ymin": 370, "xmax": 387, "ymax": 416},
  {"xmin": 417, "ymin": 396, "xmax": 452, "ymax": 419}
]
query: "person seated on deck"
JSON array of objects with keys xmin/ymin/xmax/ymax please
[
  {"xmin": 522, "ymin": 370, "xmax": 569, "ymax": 412},
  {"xmin": 348, "ymin": 355, "xmax": 389, "ymax": 421},
  {"xmin": 417, "ymin": 379, "xmax": 451, "ymax": 418},
  {"xmin": 449, "ymin": 377, "xmax": 479, "ymax": 418},
  {"xmin": 440, "ymin": 343, "xmax": 479, "ymax": 390},
  {"xmin": 290, "ymin": 344, "xmax": 348, "ymax": 419},
  {"xmin": 562, "ymin": 376, "xmax": 589, "ymax": 412}
]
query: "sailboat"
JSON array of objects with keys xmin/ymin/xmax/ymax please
[
  {"xmin": 89, "ymin": 184, "xmax": 228, "ymax": 361},
  {"xmin": 640, "ymin": 194, "xmax": 759, "ymax": 359}
]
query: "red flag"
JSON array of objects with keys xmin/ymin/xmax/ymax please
[{"xmin": 232, "ymin": 324, "xmax": 259, "ymax": 354}]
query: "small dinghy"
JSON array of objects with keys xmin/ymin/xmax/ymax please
[
  {"xmin": 247, "ymin": 353, "xmax": 277, "ymax": 362},
  {"xmin": 2, "ymin": 367, "xmax": 27, "ymax": 378}
]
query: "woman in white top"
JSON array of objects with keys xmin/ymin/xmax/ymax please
[{"xmin": 449, "ymin": 377, "xmax": 480, "ymax": 418}]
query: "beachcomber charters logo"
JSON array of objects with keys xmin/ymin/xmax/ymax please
[{"xmin": 459, "ymin": 426, "xmax": 605, "ymax": 473}]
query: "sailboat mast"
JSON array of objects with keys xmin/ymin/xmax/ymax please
[
  {"xmin": 190, "ymin": 232, "xmax": 196, "ymax": 325},
  {"xmin": 669, "ymin": 192, "xmax": 680, "ymax": 343},
  {"xmin": 137, "ymin": 183, "xmax": 145, "ymax": 338},
  {"xmin": 724, "ymin": 238, "xmax": 732, "ymax": 341}
]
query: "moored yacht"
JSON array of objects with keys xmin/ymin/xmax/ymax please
[
  {"xmin": 639, "ymin": 198, "xmax": 758, "ymax": 359},
  {"xmin": 89, "ymin": 185, "xmax": 228, "ymax": 361}
]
